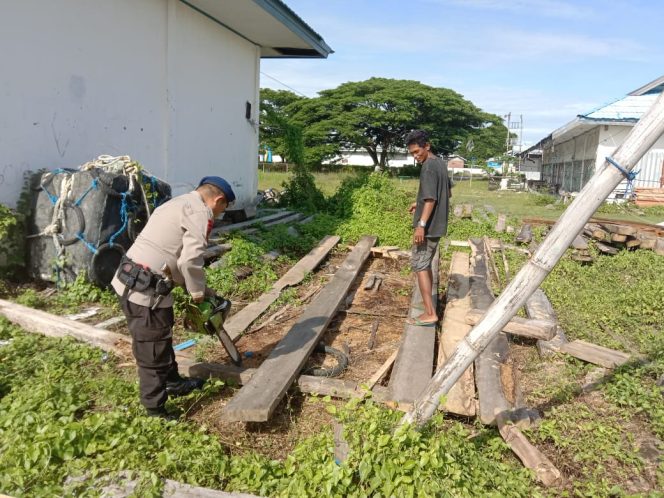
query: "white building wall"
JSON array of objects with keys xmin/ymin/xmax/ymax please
[
  {"xmin": 596, "ymin": 126, "xmax": 664, "ymax": 191},
  {"xmin": 170, "ymin": 1, "xmax": 259, "ymax": 200},
  {"xmin": 0, "ymin": 0, "xmax": 259, "ymax": 207}
]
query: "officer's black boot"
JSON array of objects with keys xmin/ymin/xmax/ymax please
[
  {"xmin": 145, "ymin": 406, "xmax": 179, "ymax": 421},
  {"xmin": 165, "ymin": 376, "xmax": 205, "ymax": 397}
]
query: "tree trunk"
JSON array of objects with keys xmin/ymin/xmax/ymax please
[
  {"xmin": 400, "ymin": 92, "xmax": 664, "ymax": 428},
  {"xmin": 365, "ymin": 146, "xmax": 379, "ymax": 166}
]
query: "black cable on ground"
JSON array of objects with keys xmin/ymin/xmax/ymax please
[{"xmin": 305, "ymin": 341, "xmax": 349, "ymax": 378}]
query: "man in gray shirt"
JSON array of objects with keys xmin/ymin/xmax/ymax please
[{"xmin": 405, "ymin": 130, "xmax": 451, "ymax": 325}]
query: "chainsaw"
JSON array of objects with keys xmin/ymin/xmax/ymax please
[{"xmin": 185, "ymin": 295, "xmax": 242, "ymax": 366}]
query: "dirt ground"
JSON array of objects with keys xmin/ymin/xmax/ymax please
[{"xmin": 185, "ymin": 252, "xmax": 417, "ymax": 460}]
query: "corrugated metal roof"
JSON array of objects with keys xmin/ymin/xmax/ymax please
[{"xmin": 580, "ymin": 94, "xmax": 659, "ymax": 122}]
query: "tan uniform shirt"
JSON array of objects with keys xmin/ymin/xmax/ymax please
[{"xmin": 111, "ymin": 191, "xmax": 213, "ymax": 308}]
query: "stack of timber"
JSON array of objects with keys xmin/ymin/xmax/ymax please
[
  {"xmin": 525, "ymin": 217, "xmax": 664, "ymax": 257},
  {"xmin": 635, "ymin": 187, "xmax": 664, "ymax": 207},
  {"xmin": 221, "ymin": 236, "xmax": 376, "ymax": 422}
]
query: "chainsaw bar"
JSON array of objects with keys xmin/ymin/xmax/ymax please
[{"xmin": 211, "ymin": 324, "xmax": 242, "ymax": 366}]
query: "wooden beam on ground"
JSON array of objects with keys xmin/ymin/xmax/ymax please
[
  {"xmin": 571, "ymin": 235, "xmax": 589, "ymax": 250},
  {"xmin": 388, "ymin": 248, "xmax": 439, "ymax": 404},
  {"xmin": 655, "ymin": 238, "xmax": 664, "ymax": 256},
  {"xmin": 465, "ymin": 309, "xmax": 556, "ymax": 340},
  {"xmin": 596, "ymin": 241, "xmax": 619, "ymax": 255},
  {"xmin": 437, "ymin": 252, "xmax": 476, "ymax": 416},
  {"xmin": 210, "ymin": 211, "xmax": 294, "ymax": 237},
  {"xmin": 496, "ymin": 413, "xmax": 563, "ymax": 487},
  {"xmin": 94, "ymin": 315, "xmax": 126, "ymax": 330},
  {"xmin": 365, "ymin": 349, "xmax": 398, "ymax": 390},
  {"xmin": 220, "ymin": 236, "xmax": 376, "ymax": 422},
  {"xmin": 241, "ymin": 213, "xmax": 306, "ymax": 235},
  {"xmin": 559, "ymin": 340, "xmax": 632, "ymax": 368},
  {"xmin": 602, "ymin": 223, "xmax": 637, "ymax": 236},
  {"xmin": 190, "ymin": 362, "xmax": 410, "ymax": 411},
  {"xmin": 525, "ymin": 289, "xmax": 568, "ymax": 356},
  {"xmin": 224, "ymin": 235, "xmax": 340, "ymax": 340},
  {"xmin": 495, "ymin": 214, "xmax": 507, "ymax": 232},
  {"xmin": 0, "ymin": 299, "xmax": 130, "ymax": 353},
  {"xmin": 100, "ymin": 472, "xmax": 263, "ymax": 498},
  {"xmin": 470, "ymin": 239, "xmax": 514, "ymax": 426},
  {"xmin": 515, "ymin": 224, "xmax": 533, "ymax": 244}
]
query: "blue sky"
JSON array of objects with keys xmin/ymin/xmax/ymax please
[{"xmin": 261, "ymin": 0, "xmax": 664, "ymax": 146}]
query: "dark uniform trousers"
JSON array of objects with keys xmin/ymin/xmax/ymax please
[{"xmin": 120, "ymin": 297, "xmax": 180, "ymax": 409}]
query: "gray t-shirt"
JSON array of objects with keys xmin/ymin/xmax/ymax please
[{"xmin": 412, "ymin": 155, "xmax": 451, "ymax": 238}]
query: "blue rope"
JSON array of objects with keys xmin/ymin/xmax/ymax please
[
  {"xmin": 150, "ymin": 176, "xmax": 161, "ymax": 208},
  {"xmin": 74, "ymin": 178, "xmax": 99, "ymax": 206},
  {"xmin": 605, "ymin": 156, "xmax": 639, "ymax": 182},
  {"xmin": 108, "ymin": 192, "xmax": 129, "ymax": 247},
  {"xmin": 75, "ymin": 232, "xmax": 98, "ymax": 254},
  {"xmin": 606, "ymin": 156, "xmax": 639, "ymax": 199},
  {"xmin": 43, "ymin": 169, "xmax": 69, "ymax": 205}
]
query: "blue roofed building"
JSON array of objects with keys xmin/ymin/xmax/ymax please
[{"xmin": 524, "ymin": 75, "xmax": 664, "ymax": 201}]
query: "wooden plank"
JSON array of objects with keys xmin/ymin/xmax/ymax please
[
  {"xmin": 0, "ymin": 299, "xmax": 130, "ymax": 352},
  {"xmin": 560, "ymin": 340, "xmax": 631, "ymax": 368},
  {"xmin": 366, "ymin": 349, "xmax": 398, "ymax": 390},
  {"xmin": 625, "ymin": 237, "xmax": 641, "ymax": 248},
  {"xmin": 655, "ymin": 238, "xmax": 664, "ymax": 256},
  {"xmin": 241, "ymin": 213, "xmax": 305, "ymax": 235},
  {"xmin": 190, "ymin": 363, "xmax": 408, "ymax": 411},
  {"xmin": 470, "ymin": 239, "xmax": 514, "ymax": 426},
  {"xmin": 221, "ymin": 236, "xmax": 376, "ymax": 422},
  {"xmin": 65, "ymin": 307, "xmax": 100, "ymax": 321},
  {"xmin": 515, "ymin": 224, "xmax": 533, "ymax": 244},
  {"xmin": 437, "ymin": 252, "xmax": 476, "ymax": 416},
  {"xmin": 525, "ymin": 289, "xmax": 568, "ymax": 356},
  {"xmin": 596, "ymin": 241, "xmax": 619, "ymax": 255},
  {"xmin": 610, "ymin": 233, "xmax": 627, "ymax": 243},
  {"xmin": 388, "ymin": 248, "xmax": 439, "ymax": 404},
  {"xmin": 224, "ymin": 235, "xmax": 340, "ymax": 340},
  {"xmin": 210, "ymin": 211, "xmax": 293, "ymax": 237},
  {"xmin": 94, "ymin": 315, "xmax": 126, "ymax": 330},
  {"xmin": 465, "ymin": 309, "xmax": 556, "ymax": 340},
  {"xmin": 495, "ymin": 213, "xmax": 506, "ymax": 232},
  {"xmin": 571, "ymin": 235, "xmax": 589, "ymax": 250},
  {"xmin": 496, "ymin": 413, "xmax": 563, "ymax": 487},
  {"xmin": 602, "ymin": 223, "xmax": 637, "ymax": 236}
]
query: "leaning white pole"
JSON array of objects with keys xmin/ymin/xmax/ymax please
[{"xmin": 401, "ymin": 92, "xmax": 664, "ymax": 427}]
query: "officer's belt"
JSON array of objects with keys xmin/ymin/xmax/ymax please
[{"xmin": 116, "ymin": 256, "xmax": 173, "ymax": 300}]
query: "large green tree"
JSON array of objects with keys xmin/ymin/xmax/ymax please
[
  {"xmin": 284, "ymin": 78, "xmax": 506, "ymax": 167},
  {"xmin": 456, "ymin": 114, "xmax": 510, "ymax": 164},
  {"xmin": 259, "ymin": 88, "xmax": 306, "ymax": 163}
]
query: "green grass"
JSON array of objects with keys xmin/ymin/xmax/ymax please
[{"xmin": 259, "ymin": 171, "xmax": 664, "ymax": 225}]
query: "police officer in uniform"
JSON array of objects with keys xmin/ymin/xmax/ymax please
[{"xmin": 112, "ymin": 176, "xmax": 235, "ymax": 419}]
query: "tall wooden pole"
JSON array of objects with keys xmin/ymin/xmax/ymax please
[{"xmin": 401, "ymin": 92, "xmax": 664, "ymax": 427}]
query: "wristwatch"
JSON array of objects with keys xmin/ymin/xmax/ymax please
[{"xmin": 418, "ymin": 219, "xmax": 427, "ymax": 228}]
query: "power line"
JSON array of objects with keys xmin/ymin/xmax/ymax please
[{"xmin": 259, "ymin": 71, "xmax": 309, "ymax": 97}]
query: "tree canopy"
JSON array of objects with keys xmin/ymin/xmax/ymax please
[
  {"xmin": 259, "ymin": 88, "xmax": 305, "ymax": 163},
  {"xmin": 270, "ymin": 78, "xmax": 506, "ymax": 167}
]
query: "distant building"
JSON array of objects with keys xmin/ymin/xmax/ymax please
[
  {"xmin": 528, "ymin": 75, "xmax": 664, "ymax": 200},
  {"xmin": 518, "ymin": 148, "xmax": 542, "ymax": 181},
  {"xmin": 323, "ymin": 148, "xmax": 414, "ymax": 168},
  {"xmin": 447, "ymin": 155, "xmax": 465, "ymax": 168}
]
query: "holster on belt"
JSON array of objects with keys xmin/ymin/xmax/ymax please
[{"xmin": 116, "ymin": 256, "xmax": 174, "ymax": 300}]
